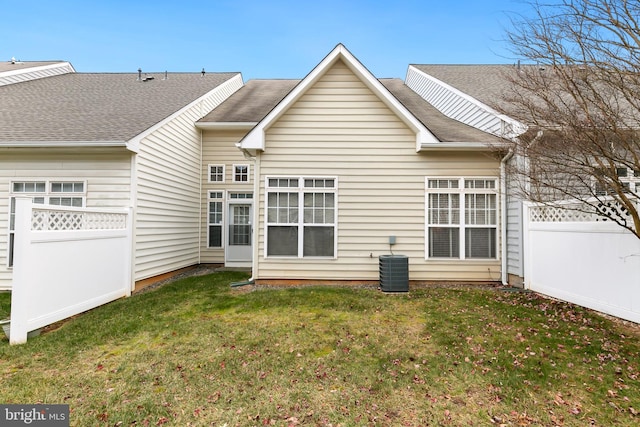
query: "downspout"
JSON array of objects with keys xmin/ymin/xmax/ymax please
[
  {"xmin": 500, "ymin": 148, "xmax": 514, "ymax": 286},
  {"xmin": 198, "ymin": 128, "xmax": 203, "ymax": 264},
  {"xmin": 238, "ymin": 145, "xmax": 258, "ymax": 283},
  {"xmin": 129, "ymin": 154, "xmax": 138, "ymax": 292}
]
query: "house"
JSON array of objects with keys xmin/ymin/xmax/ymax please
[
  {"xmin": 198, "ymin": 45, "xmax": 507, "ymax": 285},
  {"xmin": 405, "ymin": 64, "xmax": 640, "ymax": 287},
  {"xmin": 1, "ymin": 45, "xmax": 511, "ymax": 292},
  {"xmin": 405, "ymin": 65, "xmax": 529, "ymax": 286},
  {"xmin": 0, "ymin": 61, "xmax": 243, "ymax": 290}
]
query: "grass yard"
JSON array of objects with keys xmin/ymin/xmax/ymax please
[{"xmin": 0, "ymin": 272, "xmax": 639, "ymax": 426}]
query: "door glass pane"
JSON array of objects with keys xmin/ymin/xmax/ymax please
[{"xmin": 230, "ymin": 206, "xmax": 251, "ymax": 246}]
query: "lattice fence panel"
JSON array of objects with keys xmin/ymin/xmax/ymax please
[
  {"xmin": 32, "ymin": 209, "xmax": 127, "ymax": 231},
  {"xmin": 529, "ymin": 205, "xmax": 597, "ymax": 223}
]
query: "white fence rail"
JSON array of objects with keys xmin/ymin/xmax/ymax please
[
  {"xmin": 523, "ymin": 202, "xmax": 640, "ymax": 323},
  {"xmin": 9, "ymin": 198, "xmax": 133, "ymax": 344}
]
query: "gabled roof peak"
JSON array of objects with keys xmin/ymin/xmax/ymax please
[{"xmin": 240, "ymin": 44, "xmax": 439, "ymax": 151}]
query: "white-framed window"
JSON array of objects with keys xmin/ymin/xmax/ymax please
[
  {"xmin": 266, "ymin": 177, "xmax": 336, "ymax": 258},
  {"xmin": 208, "ymin": 164, "xmax": 225, "ymax": 183},
  {"xmin": 594, "ymin": 166, "xmax": 640, "ymax": 195},
  {"xmin": 426, "ymin": 178, "xmax": 497, "ymax": 259},
  {"xmin": 233, "ymin": 164, "xmax": 250, "ymax": 183},
  {"xmin": 8, "ymin": 180, "xmax": 86, "ymax": 267},
  {"xmin": 229, "ymin": 192, "xmax": 253, "ymax": 200},
  {"xmin": 208, "ymin": 191, "xmax": 224, "ymax": 248}
]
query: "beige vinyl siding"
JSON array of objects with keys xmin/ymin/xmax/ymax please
[
  {"xmin": 133, "ymin": 82, "xmax": 241, "ymax": 280},
  {"xmin": 255, "ymin": 60, "xmax": 501, "ymax": 283},
  {"xmin": 134, "ymin": 109, "xmax": 201, "ymax": 281},
  {"xmin": 0, "ymin": 149, "xmax": 132, "ymax": 289},
  {"xmin": 200, "ymin": 130, "xmax": 253, "ymax": 263}
]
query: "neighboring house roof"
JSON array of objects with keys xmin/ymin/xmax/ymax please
[
  {"xmin": 0, "ymin": 60, "xmax": 76, "ymax": 86},
  {"xmin": 0, "ymin": 72, "xmax": 241, "ymax": 147},
  {"xmin": 380, "ymin": 78, "xmax": 503, "ymax": 144},
  {"xmin": 240, "ymin": 44, "xmax": 441, "ymax": 152},
  {"xmin": 0, "ymin": 60, "xmax": 67, "ymax": 72},
  {"xmin": 411, "ymin": 64, "xmax": 514, "ymax": 108},
  {"xmin": 407, "ymin": 65, "xmax": 526, "ymax": 139},
  {"xmin": 198, "ymin": 79, "xmax": 300, "ymax": 128}
]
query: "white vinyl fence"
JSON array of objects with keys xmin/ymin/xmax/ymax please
[
  {"xmin": 9, "ymin": 198, "xmax": 132, "ymax": 344},
  {"xmin": 523, "ymin": 201, "xmax": 640, "ymax": 323}
]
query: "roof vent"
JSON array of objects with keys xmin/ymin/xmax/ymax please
[
  {"xmin": 201, "ymin": 68, "xmax": 206, "ymax": 77},
  {"xmin": 137, "ymin": 68, "xmax": 142, "ymax": 81}
]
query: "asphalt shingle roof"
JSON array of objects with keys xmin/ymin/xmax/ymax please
[
  {"xmin": 0, "ymin": 72, "xmax": 240, "ymax": 143},
  {"xmin": 411, "ymin": 64, "xmax": 518, "ymax": 110},
  {"xmin": 380, "ymin": 78, "xmax": 502, "ymax": 143},
  {"xmin": 199, "ymin": 77, "xmax": 501, "ymax": 143},
  {"xmin": 199, "ymin": 79, "xmax": 300, "ymax": 123}
]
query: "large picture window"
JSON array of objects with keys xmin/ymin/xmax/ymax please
[
  {"xmin": 426, "ymin": 178, "xmax": 497, "ymax": 259},
  {"xmin": 266, "ymin": 177, "xmax": 336, "ymax": 258},
  {"xmin": 8, "ymin": 180, "xmax": 86, "ymax": 267}
]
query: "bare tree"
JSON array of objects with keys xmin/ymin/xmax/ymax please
[{"xmin": 501, "ymin": 0, "xmax": 640, "ymax": 238}]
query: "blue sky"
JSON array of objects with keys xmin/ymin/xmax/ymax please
[{"xmin": 3, "ymin": 0, "xmax": 531, "ymax": 80}]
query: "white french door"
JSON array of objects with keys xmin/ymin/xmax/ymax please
[{"xmin": 226, "ymin": 202, "xmax": 253, "ymax": 263}]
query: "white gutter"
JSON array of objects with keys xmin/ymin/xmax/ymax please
[{"xmin": 0, "ymin": 140, "xmax": 131, "ymax": 150}]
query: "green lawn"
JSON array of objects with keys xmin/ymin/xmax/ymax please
[{"xmin": 1, "ymin": 272, "xmax": 639, "ymax": 426}]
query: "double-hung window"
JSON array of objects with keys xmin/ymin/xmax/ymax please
[
  {"xmin": 8, "ymin": 180, "xmax": 86, "ymax": 267},
  {"xmin": 266, "ymin": 177, "xmax": 336, "ymax": 257},
  {"xmin": 426, "ymin": 178, "xmax": 497, "ymax": 259},
  {"xmin": 208, "ymin": 191, "xmax": 224, "ymax": 248}
]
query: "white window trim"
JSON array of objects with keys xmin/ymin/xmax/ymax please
[
  {"xmin": 425, "ymin": 177, "xmax": 498, "ymax": 261},
  {"xmin": 207, "ymin": 190, "xmax": 225, "ymax": 249},
  {"xmin": 7, "ymin": 179, "xmax": 87, "ymax": 268},
  {"xmin": 208, "ymin": 164, "xmax": 226, "ymax": 183},
  {"xmin": 232, "ymin": 164, "xmax": 250, "ymax": 183},
  {"xmin": 264, "ymin": 176, "xmax": 338, "ymax": 259}
]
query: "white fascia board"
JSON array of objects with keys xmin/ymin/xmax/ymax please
[
  {"xmin": 407, "ymin": 65, "xmax": 527, "ymax": 139},
  {"xmin": 0, "ymin": 61, "xmax": 76, "ymax": 78},
  {"xmin": 240, "ymin": 44, "xmax": 438, "ymax": 151},
  {"xmin": 196, "ymin": 122, "xmax": 257, "ymax": 130},
  {"xmin": 126, "ymin": 73, "xmax": 243, "ymax": 152}
]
